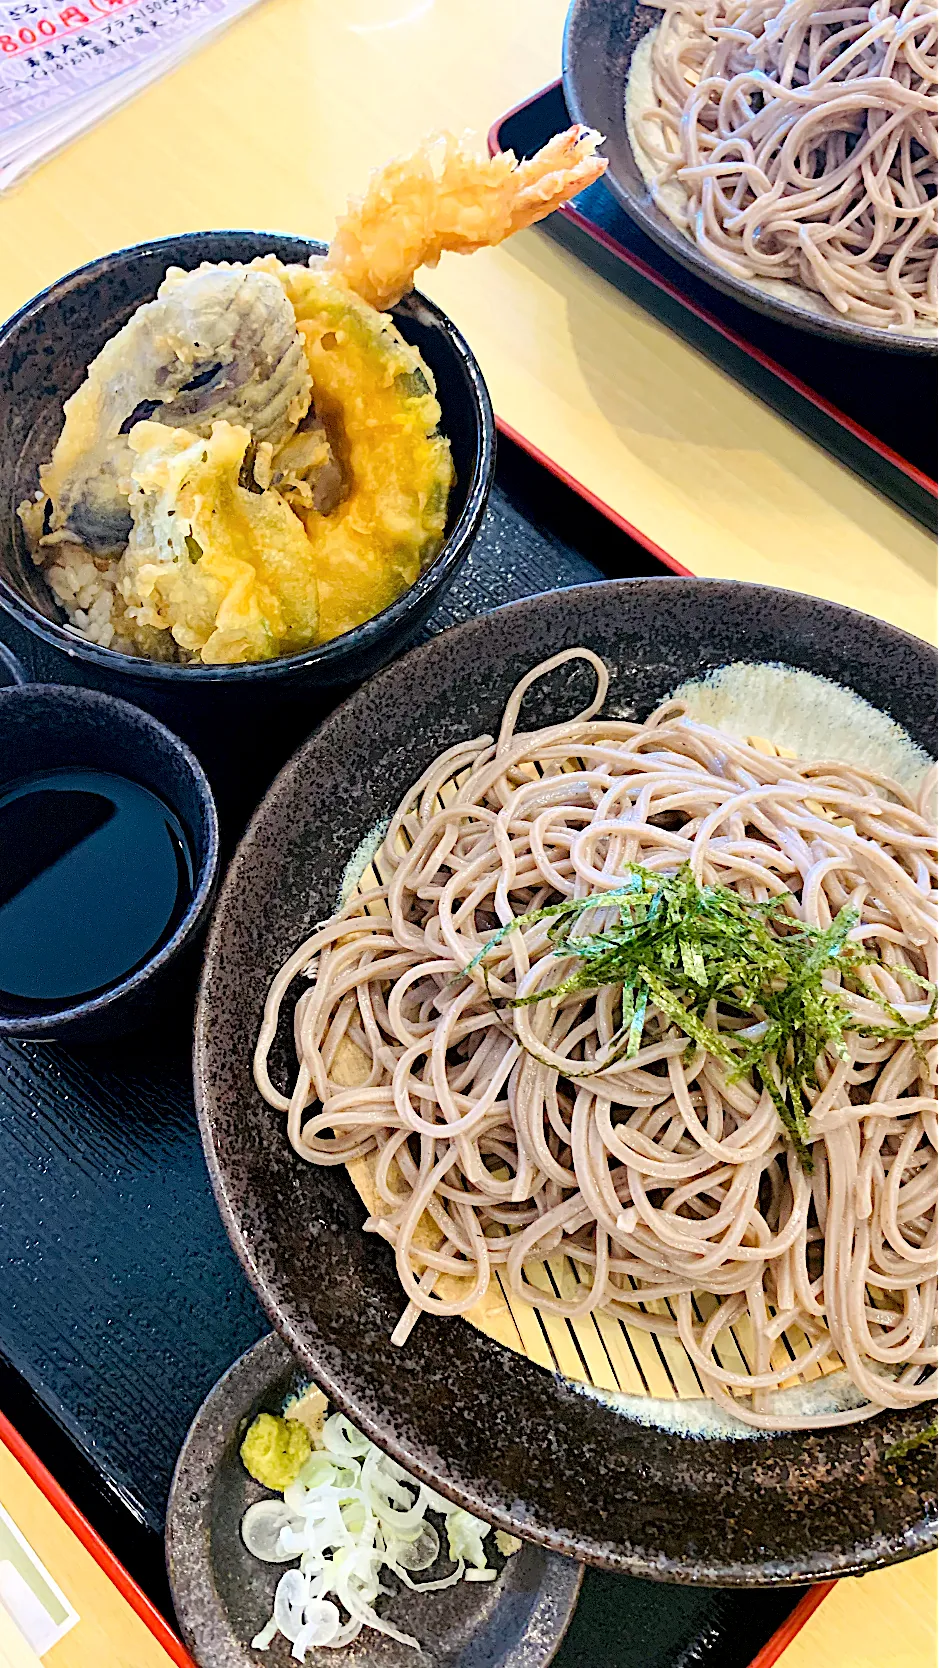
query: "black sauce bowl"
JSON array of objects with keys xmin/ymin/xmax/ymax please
[
  {"xmin": 0, "ymin": 674, "xmax": 219, "ymax": 1042},
  {"xmin": 0, "ymin": 232, "xmax": 496, "ymax": 710}
]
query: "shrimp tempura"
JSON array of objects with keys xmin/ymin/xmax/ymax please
[{"xmin": 325, "ymin": 126, "xmax": 607, "ymax": 311}]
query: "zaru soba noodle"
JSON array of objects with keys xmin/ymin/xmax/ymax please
[
  {"xmin": 255, "ymin": 651, "xmax": 938, "ymax": 1431},
  {"xmin": 626, "ymin": 0, "xmax": 938, "ymax": 332}
]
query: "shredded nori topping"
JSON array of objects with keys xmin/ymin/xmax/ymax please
[{"xmin": 469, "ymin": 864, "xmax": 936, "ymax": 1172}]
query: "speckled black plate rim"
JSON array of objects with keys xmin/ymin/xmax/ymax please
[
  {"xmin": 562, "ymin": 0, "xmax": 937, "ymax": 357},
  {"xmin": 165, "ymin": 1332, "xmax": 585, "ymax": 1668},
  {"xmin": 0, "ymin": 230, "xmax": 495, "ymax": 683},
  {"xmin": 193, "ymin": 577, "xmax": 938, "ymax": 1587}
]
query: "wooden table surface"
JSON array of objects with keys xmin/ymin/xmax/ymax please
[
  {"xmin": 0, "ymin": 0, "xmax": 935, "ymax": 642},
  {"xmin": 0, "ymin": 1432, "xmax": 185, "ymax": 1668},
  {"xmin": 0, "ymin": 2, "xmax": 934, "ymax": 1665},
  {"xmin": 768, "ymin": 1553, "xmax": 938, "ymax": 1668}
]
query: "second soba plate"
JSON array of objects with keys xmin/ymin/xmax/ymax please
[
  {"xmin": 194, "ymin": 579, "xmax": 937, "ymax": 1584},
  {"xmin": 562, "ymin": 0, "xmax": 937, "ymax": 355}
]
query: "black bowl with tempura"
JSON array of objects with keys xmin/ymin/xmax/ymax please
[{"xmin": 0, "ymin": 231, "xmax": 495, "ymax": 705}]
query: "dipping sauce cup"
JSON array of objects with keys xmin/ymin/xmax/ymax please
[{"xmin": 0, "ymin": 675, "xmax": 218, "ymax": 1041}]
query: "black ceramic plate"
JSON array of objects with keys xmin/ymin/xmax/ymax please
[
  {"xmin": 194, "ymin": 579, "xmax": 938, "ymax": 1585},
  {"xmin": 167, "ymin": 1333, "xmax": 583, "ymax": 1668},
  {"xmin": 562, "ymin": 0, "xmax": 936, "ymax": 356}
]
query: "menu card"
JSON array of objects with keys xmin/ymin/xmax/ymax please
[{"xmin": 0, "ymin": 0, "xmax": 262, "ymax": 191}]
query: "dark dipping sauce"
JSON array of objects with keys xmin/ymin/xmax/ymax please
[{"xmin": 0, "ymin": 768, "xmax": 193, "ymax": 1010}]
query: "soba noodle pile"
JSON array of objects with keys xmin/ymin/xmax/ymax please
[
  {"xmin": 628, "ymin": 0, "xmax": 938, "ymax": 332},
  {"xmin": 256, "ymin": 650, "xmax": 938, "ymax": 1431}
]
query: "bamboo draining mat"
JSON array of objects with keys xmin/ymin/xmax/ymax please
[{"xmin": 342, "ymin": 737, "xmax": 844, "ymax": 1408}]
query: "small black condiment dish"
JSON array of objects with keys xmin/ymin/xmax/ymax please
[
  {"xmin": 166, "ymin": 1332, "xmax": 584, "ymax": 1668},
  {"xmin": 0, "ymin": 670, "xmax": 218, "ymax": 1042},
  {"xmin": 0, "ymin": 232, "xmax": 496, "ymax": 714}
]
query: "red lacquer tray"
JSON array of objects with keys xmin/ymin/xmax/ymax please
[
  {"xmin": 490, "ymin": 83, "xmax": 937, "ymax": 532},
  {"xmin": 748, "ymin": 1583, "xmax": 836, "ymax": 1668},
  {"xmin": 0, "ymin": 1408, "xmax": 195, "ymax": 1666}
]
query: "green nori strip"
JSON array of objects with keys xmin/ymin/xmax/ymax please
[
  {"xmin": 885, "ymin": 1420, "xmax": 938, "ymax": 1460},
  {"xmin": 395, "ymin": 368, "xmax": 432, "ymax": 400},
  {"xmin": 467, "ymin": 864, "xmax": 936, "ymax": 1172}
]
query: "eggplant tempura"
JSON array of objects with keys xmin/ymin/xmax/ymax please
[{"xmin": 20, "ymin": 127, "xmax": 606, "ymax": 664}]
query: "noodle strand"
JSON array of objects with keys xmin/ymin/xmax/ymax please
[{"xmin": 255, "ymin": 650, "xmax": 938, "ymax": 1429}]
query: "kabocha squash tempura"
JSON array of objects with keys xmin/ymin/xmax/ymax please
[{"xmin": 19, "ymin": 127, "xmax": 605, "ymax": 665}]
